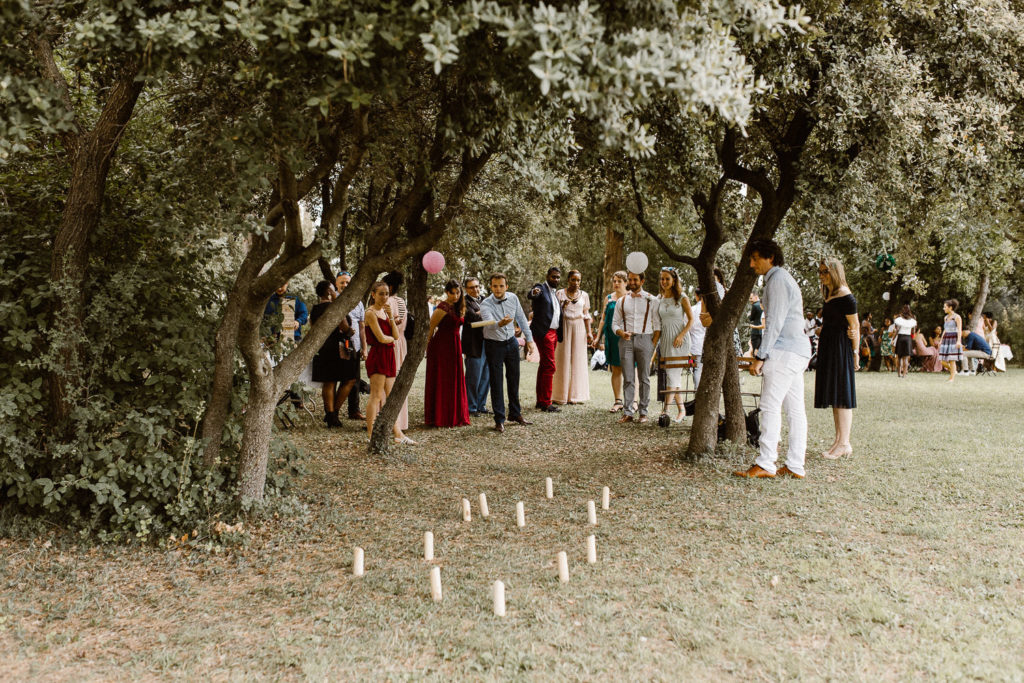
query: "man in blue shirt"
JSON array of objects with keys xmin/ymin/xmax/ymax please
[
  {"xmin": 264, "ymin": 281, "xmax": 309, "ymax": 343},
  {"xmin": 736, "ymin": 239, "xmax": 811, "ymax": 479},
  {"xmin": 480, "ymin": 273, "xmax": 537, "ymax": 433},
  {"xmin": 960, "ymin": 329, "xmax": 993, "ymax": 374}
]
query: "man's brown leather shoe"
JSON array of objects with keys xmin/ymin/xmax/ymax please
[
  {"xmin": 510, "ymin": 416, "xmax": 532, "ymax": 426},
  {"xmin": 493, "ymin": 423, "xmax": 505, "ymax": 433},
  {"xmin": 733, "ymin": 464, "xmax": 775, "ymax": 478},
  {"xmin": 617, "ymin": 415, "xmax": 633, "ymax": 423},
  {"xmin": 776, "ymin": 466, "xmax": 804, "ymax": 479}
]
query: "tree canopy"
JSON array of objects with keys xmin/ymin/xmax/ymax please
[{"xmin": 2, "ymin": 0, "xmax": 1022, "ymax": 538}]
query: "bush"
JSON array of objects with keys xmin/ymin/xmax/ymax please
[{"xmin": 0, "ymin": 154, "xmax": 301, "ymax": 542}]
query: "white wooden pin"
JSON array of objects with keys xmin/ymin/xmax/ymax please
[
  {"xmin": 424, "ymin": 531, "xmax": 434, "ymax": 561},
  {"xmin": 516, "ymin": 501, "xmax": 525, "ymax": 528},
  {"xmin": 545, "ymin": 477, "xmax": 553, "ymax": 499},
  {"xmin": 557, "ymin": 551, "xmax": 570, "ymax": 583},
  {"xmin": 493, "ymin": 580, "xmax": 506, "ymax": 617},
  {"xmin": 586, "ymin": 535, "xmax": 597, "ymax": 564},
  {"xmin": 602, "ymin": 486, "xmax": 610, "ymax": 510},
  {"xmin": 462, "ymin": 498, "xmax": 472, "ymax": 522},
  {"xmin": 479, "ymin": 492, "xmax": 490, "ymax": 518},
  {"xmin": 587, "ymin": 500, "xmax": 597, "ymax": 526},
  {"xmin": 353, "ymin": 547, "xmax": 364, "ymax": 576},
  {"xmin": 430, "ymin": 566, "xmax": 442, "ymax": 602}
]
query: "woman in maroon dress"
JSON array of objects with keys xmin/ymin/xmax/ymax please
[
  {"xmin": 424, "ymin": 280, "xmax": 471, "ymax": 428},
  {"xmin": 365, "ymin": 281, "xmax": 416, "ymax": 445}
]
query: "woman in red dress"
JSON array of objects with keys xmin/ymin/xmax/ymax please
[
  {"xmin": 424, "ymin": 280, "xmax": 471, "ymax": 428},
  {"xmin": 365, "ymin": 281, "xmax": 415, "ymax": 445}
]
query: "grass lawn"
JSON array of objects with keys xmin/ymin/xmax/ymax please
[{"xmin": 3, "ymin": 364, "xmax": 1023, "ymax": 680}]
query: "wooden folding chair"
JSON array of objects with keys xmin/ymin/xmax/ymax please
[{"xmin": 657, "ymin": 354, "xmax": 696, "ymax": 427}]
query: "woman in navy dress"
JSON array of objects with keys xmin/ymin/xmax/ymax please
[{"xmin": 814, "ymin": 258, "xmax": 860, "ymax": 460}]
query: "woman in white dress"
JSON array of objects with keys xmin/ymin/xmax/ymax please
[
  {"xmin": 655, "ymin": 267, "xmax": 694, "ymax": 422},
  {"xmin": 552, "ymin": 270, "xmax": 593, "ymax": 404},
  {"xmin": 983, "ymin": 312, "xmax": 1013, "ymax": 372}
]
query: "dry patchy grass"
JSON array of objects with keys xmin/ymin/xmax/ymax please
[{"xmin": 2, "ymin": 366, "xmax": 1023, "ymax": 680}]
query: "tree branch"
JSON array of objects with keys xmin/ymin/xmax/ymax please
[
  {"xmin": 719, "ymin": 128, "xmax": 774, "ymax": 199},
  {"xmin": 30, "ymin": 32, "xmax": 81, "ymax": 153},
  {"xmin": 628, "ymin": 162, "xmax": 698, "ymax": 267}
]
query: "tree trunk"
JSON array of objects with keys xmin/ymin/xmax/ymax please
[
  {"xmin": 969, "ymin": 270, "xmax": 989, "ymax": 334},
  {"xmin": 685, "ymin": 307, "xmax": 745, "ymax": 456},
  {"xmin": 200, "ymin": 292, "xmax": 244, "ymax": 468},
  {"xmin": 338, "ymin": 211, "xmax": 348, "ymax": 271},
  {"xmin": 601, "ymin": 224, "xmax": 624, "ymax": 296},
  {"xmin": 237, "ymin": 351, "xmax": 278, "ymax": 504},
  {"xmin": 370, "ymin": 257, "xmax": 429, "ymax": 455},
  {"xmin": 721, "ymin": 356, "xmax": 746, "ymax": 442},
  {"xmin": 47, "ymin": 69, "xmax": 144, "ymax": 422}
]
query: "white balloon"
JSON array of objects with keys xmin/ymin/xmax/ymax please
[
  {"xmin": 625, "ymin": 251, "xmax": 649, "ymax": 274},
  {"xmin": 882, "ymin": 292, "xmax": 891, "ymax": 301}
]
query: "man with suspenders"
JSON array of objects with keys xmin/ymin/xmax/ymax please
[{"xmin": 612, "ymin": 270, "xmax": 660, "ymax": 423}]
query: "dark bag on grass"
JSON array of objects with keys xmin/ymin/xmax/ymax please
[{"xmin": 745, "ymin": 408, "xmax": 761, "ymax": 447}]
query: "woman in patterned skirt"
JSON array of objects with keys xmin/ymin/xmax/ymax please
[{"xmin": 937, "ymin": 298, "xmax": 964, "ymax": 383}]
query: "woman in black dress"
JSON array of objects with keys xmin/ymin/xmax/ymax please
[
  {"xmin": 814, "ymin": 258, "xmax": 860, "ymax": 459},
  {"xmin": 310, "ymin": 280, "xmax": 352, "ymax": 428}
]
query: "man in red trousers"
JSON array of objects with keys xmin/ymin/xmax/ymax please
[{"xmin": 528, "ymin": 267, "xmax": 564, "ymax": 412}]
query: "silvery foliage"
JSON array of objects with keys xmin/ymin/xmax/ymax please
[
  {"xmin": 795, "ymin": 0, "xmax": 1024, "ymax": 294},
  {"xmin": 417, "ymin": 0, "xmax": 807, "ymax": 160}
]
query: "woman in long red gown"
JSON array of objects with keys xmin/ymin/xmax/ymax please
[{"xmin": 424, "ymin": 280, "xmax": 471, "ymax": 428}]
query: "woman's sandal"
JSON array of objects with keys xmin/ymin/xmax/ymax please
[
  {"xmin": 609, "ymin": 399, "xmax": 624, "ymax": 413},
  {"xmin": 394, "ymin": 436, "xmax": 417, "ymax": 445}
]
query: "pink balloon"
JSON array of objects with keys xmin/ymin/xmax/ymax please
[{"xmin": 422, "ymin": 250, "xmax": 445, "ymax": 274}]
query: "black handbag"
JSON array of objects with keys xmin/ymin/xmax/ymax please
[{"xmin": 404, "ymin": 312, "xmax": 415, "ymax": 341}]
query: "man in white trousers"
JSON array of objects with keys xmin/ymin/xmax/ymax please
[{"xmin": 733, "ymin": 240, "xmax": 811, "ymax": 479}]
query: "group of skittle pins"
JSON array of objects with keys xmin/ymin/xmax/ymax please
[{"xmin": 349, "ymin": 478, "xmax": 612, "ymax": 616}]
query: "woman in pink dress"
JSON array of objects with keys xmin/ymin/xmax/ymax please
[
  {"xmin": 552, "ymin": 270, "xmax": 593, "ymax": 404},
  {"xmin": 424, "ymin": 280, "xmax": 471, "ymax": 428},
  {"xmin": 383, "ymin": 271, "xmax": 410, "ymax": 432}
]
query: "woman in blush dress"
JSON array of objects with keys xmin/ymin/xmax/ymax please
[
  {"xmin": 595, "ymin": 270, "xmax": 628, "ymax": 411},
  {"xmin": 814, "ymin": 258, "xmax": 859, "ymax": 459},
  {"xmin": 383, "ymin": 271, "xmax": 410, "ymax": 432},
  {"xmin": 424, "ymin": 280, "xmax": 471, "ymax": 428},
  {"xmin": 914, "ymin": 328, "xmax": 942, "ymax": 373},
  {"xmin": 552, "ymin": 270, "xmax": 593, "ymax": 404},
  {"xmin": 365, "ymin": 281, "xmax": 415, "ymax": 445},
  {"xmin": 655, "ymin": 267, "xmax": 693, "ymax": 423}
]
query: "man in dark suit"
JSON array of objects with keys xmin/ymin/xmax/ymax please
[
  {"xmin": 528, "ymin": 266, "xmax": 564, "ymax": 412},
  {"xmin": 462, "ymin": 277, "xmax": 490, "ymax": 416}
]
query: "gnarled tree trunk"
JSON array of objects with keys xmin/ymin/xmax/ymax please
[
  {"xmin": 34, "ymin": 42, "xmax": 144, "ymax": 422},
  {"xmin": 369, "ymin": 258, "xmax": 429, "ymax": 455}
]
